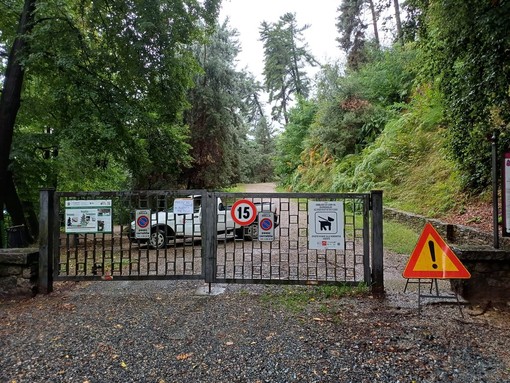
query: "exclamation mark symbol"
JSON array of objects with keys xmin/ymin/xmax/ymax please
[{"xmin": 428, "ymin": 240, "xmax": 438, "ymax": 269}]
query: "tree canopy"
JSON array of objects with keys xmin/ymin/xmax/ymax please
[
  {"xmin": 410, "ymin": 0, "xmax": 510, "ymax": 190},
  {"xmin": 2, "ymin": 0, "xmax": 510, "ymax": 246},
  {"xmin": 260, "ymin": 12, "xmax": 316, "ymax": 125},
  {"xmin": 0, "ymin": 0, "xmax": 221, "ymax": 241}
]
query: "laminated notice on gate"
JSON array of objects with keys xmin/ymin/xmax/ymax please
[
  {"xmin": 173, "ymin": 198, "xmax": 194, "ymax": 215},
  {"xmin": 65, "ymin": 200, "xmax": 112, "ymax": 234},
  {"xmin": 308, "ymin": 201, "xmax": 345, "ymax": 250}
]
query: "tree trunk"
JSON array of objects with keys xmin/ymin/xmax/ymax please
[
  {"xmin": 367, "ymin": 0, "xmax": 380, "ymax": 47},
  {"xmin": 0, "ymin": 0, "xmax": 37, "ymax": 244},
  {"xmin": 393, "ymin": 0, "xmax": 403, "ymax": 45},
  {"xmin": 281, "ymin": 83, "xmax": 289, "ymax": 125}
]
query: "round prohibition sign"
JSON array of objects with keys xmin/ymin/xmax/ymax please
[
  {"xmin": 260, "ymin": 217, "xmax": 273, "ymax": 231},
  {"xmin": 137, "ymin": 215, "xmax": 150, "ymax": 228},
  {"xmin": 231, "ymin": 199, "xmax": 257, "ymax": 226}
]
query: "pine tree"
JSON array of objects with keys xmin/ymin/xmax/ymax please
[{"xmin": 260, "ymin": 13, "xmax": 316, "ymax": 125}]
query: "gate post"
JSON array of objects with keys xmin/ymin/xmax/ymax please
[
  {"xmin": 371, "ymin": 190, "xmax": 384, "ymax": 297},
  {"xmin": 202, "ymin": 191, "xmax": 217, "ymax": 284},
  {"xmin": 39, "ymin": 189, "xmax": 55, "ymax": 294}
]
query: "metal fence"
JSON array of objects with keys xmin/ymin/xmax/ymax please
[
  {"xmin": 38, "ymin": 189, "xmax": 383, "ymax": 294},
  {"xmin": 212, "ymin": 192, "xmax": 371, "ymax": 286}
]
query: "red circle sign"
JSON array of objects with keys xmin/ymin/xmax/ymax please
[
  {"xmin": 137, "ymin": 215, "xmax": 150, "ymax": 228},
  {"xmin": 231, "ymin": 199, "xmax": 257, "ymax": 226},
  {"xmin": 260, "ymin": 217, "xmax": 273, "ymax": 231}
]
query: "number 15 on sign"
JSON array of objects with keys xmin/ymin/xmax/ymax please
[{"xmin": 231, "ymin": 199, "xmax": 257, "ymax": 226}]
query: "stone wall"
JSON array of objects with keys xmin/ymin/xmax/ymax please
[
  {"xmin": 0, "ymin": 248, "xmax": 39, "ymax": 297},
  {"xmin": 450, "ymin": 246, "xmax": 510, "ymax": 305},
  {"xmin": 384, "ymin": 207, "xmax": 510, "ymax": 249},
  {"xmin": 385, "ymin": 207, "xmax": 510, "ymax": 305}
]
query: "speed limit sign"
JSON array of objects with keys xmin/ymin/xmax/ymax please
[{"xmin": 231, "ymin": 199, "xmax": 257, "ymax": 226}]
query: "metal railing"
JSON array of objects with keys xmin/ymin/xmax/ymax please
[
  {"xmin": 211, "ymin": 192, "xmax": 371, "ymax": 286},
  {"xmin": 38, "ymin": 189, "xmax": 384, "ymax": 295}
]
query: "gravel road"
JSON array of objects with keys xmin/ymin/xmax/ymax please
[
  {"xmin": 1, "ymin": 184, "xmax": 509, "ymax": 383},
  {"xmin": 1, "ymin": 277, "xmax": 509, "ymax": 383}
]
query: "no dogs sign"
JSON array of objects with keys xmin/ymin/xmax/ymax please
[{"xmin": 308, "ymin": 201, "xmax": 345, "ymax": 250}]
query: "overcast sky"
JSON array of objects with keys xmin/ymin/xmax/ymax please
[{"xmin": 219, "ymin": 0, "xmax": 344, "ymax": 81}]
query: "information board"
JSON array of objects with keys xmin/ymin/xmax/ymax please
[{"xmin": 65, "ymin": 200, "xmax": 112, "ymax": 234}]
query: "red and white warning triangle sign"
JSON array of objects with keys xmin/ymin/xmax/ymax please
[{"xmin": 403, "ymin": 223, "xmax": 471, "ymax": 279}]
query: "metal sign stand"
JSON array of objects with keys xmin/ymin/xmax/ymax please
[{"xmin": 416, "ymin": 278, "xmax": 464, "ymax": 318}]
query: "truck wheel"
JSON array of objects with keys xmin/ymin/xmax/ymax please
[
  {"xmin": 235, "ymin": 227, "xmax": 254, "ymax": 240},
  {"xmin": 235, "ymin": 224, "xmax": 259, "ymax": 240},
  {"xmin": 149, "ymin": 229, "xmax": 167, "ymax": 249},
  {"xmin": 244, "ymin": 233, "xmax": 254, "ymax": 241}
]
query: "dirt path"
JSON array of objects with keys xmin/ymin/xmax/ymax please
[{"xmin": 241, "ymin": 182, "xmax": 278, "ymax": 193}]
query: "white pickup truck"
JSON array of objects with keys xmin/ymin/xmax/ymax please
[{"xmin": 129, "ymin": 195, "xmax": 278, "ymax": 248}]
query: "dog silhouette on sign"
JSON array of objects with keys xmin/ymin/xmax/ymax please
[{"xmin": 318, "ymin": 216, "xmax": 334, "ymax": 231}]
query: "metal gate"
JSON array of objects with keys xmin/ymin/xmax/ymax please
[{"xmin": 38, "ymin": 190, "xmax": 383, "ymax": 294}]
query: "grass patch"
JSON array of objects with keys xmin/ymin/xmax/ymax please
[
  {"xmin": 260, "ymin": 283, "xmax": 369, "ymax": 313},
  {"xmin": 383, "ymin": 219, "xmax": 420, "ymax": 254},
  {"xmin": 221, "ymin": 185, "xmax": 245, "ymax": 192}
]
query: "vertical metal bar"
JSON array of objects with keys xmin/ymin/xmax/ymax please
[
  {"xmin": 418, "ymin": 279, "xmax": 422, "ymax": 313},
  {"xmin": 349, "ymin": 198, "xmax": 354, "ymax": 282},
  {"xmin": 362, "ymin": 195, "xmax": 370, "ymax": 285},
  {"xmin": 84, "ymin": 233, "xmax": 89, "ymax": 276},
  {"xmin": 65, "ymin": 234, "xmax": 70, "ymax": 275},
  {"xmin": 162, "ymin": 195, "xmax": 167, "ymax": 276},
  {"xmin": 52, "ymin": 192, "xmax": 60, "ymax": 280},
  {"xmin": 92, "ymin": 233, "xmax": 97, "ymax": 275},
  {"xmin": 125, "ymin": 193, "xmax": 131, "ymax": 275},
  {"xmin": 492, "ymin": 132, "xmax": 499, "ymax": 249},
  {"xmin": 203, "ymin": 191, "xmax": 217, "ymax": 283},
  {"xmin": 243, "ymin": 193, "xmax": 248, "ymax": 281},
  {"xmin": 106, "ymin": 222, "xmax": 111, "ymax": 276},
  {"xmin": 38, "ymin": 188, "xmax": 54, "ymax": 294},
  {"xmin": 370, "ymin": 190, "xmax": 384, "ymax": 297},
  {"xmin": 190, "ymin": 206, "xmax": 194, "ymax": 277},
  {"xmin": 304, "ymin": 198, "xmax": 309, "ymax": 282}
]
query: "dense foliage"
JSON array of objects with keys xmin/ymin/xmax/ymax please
[
  {"xmin": 0, "ymin": 0, "xmax": 277, "ymax": 240},
  {"xmin": 2, "ymin": 0, "xmax": 222, "ymax": 197},
  {"xmin": 411, "ymin": 0, "xmax": 510, "ymax": 191},
  {"xmin": 2, "ymin": 0, "xmax": 509, "ymax": 244},
  {"xmin": 275, "ymin": 0, "xmax": 510, "ymax": 216}
]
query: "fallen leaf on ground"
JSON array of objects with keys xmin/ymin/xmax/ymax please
[{"xmin": 176, "ymin": 352, "xmax": 193, "ymax": 361}]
